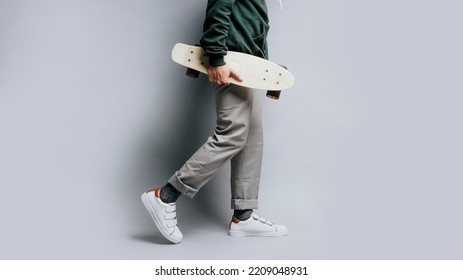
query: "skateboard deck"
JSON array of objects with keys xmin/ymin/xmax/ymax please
[{"xmin": 171, "ymin": 43, "xmax": 295, "ymax": 99}]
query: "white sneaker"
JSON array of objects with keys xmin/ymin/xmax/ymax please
[
  {"xmin": 228, "ymin": 213, "xmax": 288, "ymax": 237},
  {"xmin": 141, "ymin": 188, "xmax": 183, "ymax": 244}
]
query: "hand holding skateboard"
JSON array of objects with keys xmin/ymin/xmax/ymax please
[
  {"xmin": 171, "ymin": 43, "xmax": 295, "ymax": 99},
  {"xmin": 207, "ymin": 64, "xmax": 243, "ymax": 85}
]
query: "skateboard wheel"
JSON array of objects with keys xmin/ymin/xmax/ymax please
[
  {"xmin": 266, "ymin": 90, "xmax": 281, "ymax": 100},
  {"xmin": 186, "ymin": 67, "xmax": 200, "ymax": 78}
]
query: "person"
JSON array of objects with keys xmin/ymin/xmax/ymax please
[{"xmin": 141, "ymin": 0, "xmax": 288, "ymax": 244}]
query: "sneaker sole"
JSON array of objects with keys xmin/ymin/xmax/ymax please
[
  {"xmin": 141, "ymin": 192, "xmax": 181, "ymax": 244},
  {"xmin": 228, "ymin": 230, "xmax": 288, "ymax": 237}
]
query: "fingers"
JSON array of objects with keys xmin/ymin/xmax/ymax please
[
  {"xmin": 208, "ymin": 66, "xmax": 229, "ymax": 85},
  {"xmin": 207, "ymin": 65, "xmax": 242, "ymax": 85},
  {"xmin": 229, "ymin": 68, "xmax": 243, "ymax": 82},
  {"xmin": 207, "ymin": 68, "xmax": 219, "ymax": 84}
]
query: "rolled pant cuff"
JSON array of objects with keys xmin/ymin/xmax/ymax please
[
  {"xmin": 231, "ymin": 199, "xmax": 258, "ymax": 210},
  {"xmin": 168, "ymin": 171, "xmax": 198, "ymax": 199}
]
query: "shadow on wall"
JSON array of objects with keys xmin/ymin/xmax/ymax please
[
  {"xmin": 133, "ymin": 76, "xmax": 221, "ymax": 239},
  {"xmin": 117, "ymin": 1, "xmax": 230, "ymax": 243}
]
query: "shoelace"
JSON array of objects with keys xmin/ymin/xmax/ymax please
[
  {"xmin": 252, "ymin": 214, "xmax": 274, "ymax": 226},
  {"xmin": 164, "ymin": 204, "xmax": 178, "ymax": 228}
]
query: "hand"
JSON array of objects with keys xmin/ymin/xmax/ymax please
[{"xmin": 207, "ymin": 64, "xmax": 243, "ymax": 86}]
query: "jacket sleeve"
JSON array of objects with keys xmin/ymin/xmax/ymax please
[{"xmin": 200, "ymin": 0, "xmax": 236, "ymax": 67}]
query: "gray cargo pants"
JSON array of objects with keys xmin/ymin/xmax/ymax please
[{"xmin": 168, "ymin": 84, "xmax": 263, "ymax": 209}]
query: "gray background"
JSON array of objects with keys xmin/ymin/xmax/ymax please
[{"xmin": 1, "ymin": 0, "xmax": 462, "ymax": 259}]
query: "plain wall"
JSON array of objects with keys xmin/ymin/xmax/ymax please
[{"xmin": 1, "ymin": 0, "xmax": 462, "ymax": 259}]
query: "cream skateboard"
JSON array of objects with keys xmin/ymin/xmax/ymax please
[{"xmin": 171, "ymin": 43, "xmax": 295, "ymax": 99}]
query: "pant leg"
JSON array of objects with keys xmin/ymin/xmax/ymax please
[
  {"xmin": 168, "ymin": 84, "xmax": 254, "ymax": 198},
  {"xmin": 230, "ymin": 93, "xmax": 263, "ymax": 210}
]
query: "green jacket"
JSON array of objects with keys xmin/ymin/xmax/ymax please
[{"xmin": 200, "ymin": 0, "xmax": 269, "ymax": 67}]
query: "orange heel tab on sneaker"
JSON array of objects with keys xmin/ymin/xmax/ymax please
[
  {"xmin": 231, "ymin": 216, "xmax": 241, "ymax": 224},
  {"xmin": 147, "ymin": 187, "xmax": 161, "ymax": 198},
  {"xmin": 154, "ymin": 188, "xmax": 161, "ymax": 198}
]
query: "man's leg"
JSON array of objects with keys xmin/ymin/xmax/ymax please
[
  {"xmin": 167, "ymin": 84, "xmax": 254, "ymax": 197},
  {"xmin": 227, "ymin": 91, "xmax": 289, "ymax": 237},
  {"xmin": 230, "ymin": 91, "xmax": 263, "ymax": 211},
  {"xmin": 142, "ymin": 84, "xmax": 254, "ymax": 243}
]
